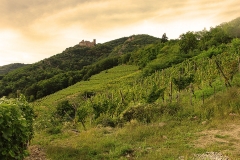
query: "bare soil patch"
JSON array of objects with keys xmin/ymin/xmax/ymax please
[
  {"xmin": 24, "ymin": 145, "xmax": 48, "ymax": 160},
  {"xmin": 195, "ymin": 123, "xmax": 240, "ymax": 158}
]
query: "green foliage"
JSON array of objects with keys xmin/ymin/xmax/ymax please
[
  {"xmin": 134, "ymin": 44, "xmax": 163, "ymax": 69},
  {"xmin": 0, "ymin": 63, "xmax": 27, "ymax": 75},
  {"xmin": 119, "ymin": 53, "xmax": 131, "ymax": 64},
  {"xmin": 179, "ymin": 31, "xmax": 198, "ymax": 53},
  {"xmin": 96, "ymin": 114, "xmax": 116, "ymax": 127},
  {"xmin": 91, "ymin": 99, "xmax": 119, "ymax": 120},
  {"xmin": 110, "ymin": 34, "xmax": 160, "ymax": 56},
  {"xmin": 46, "ymin": 126, "xmax": 62, "ymax": 135},
  {"xmin": 76, "ymin": 106, "xmax": 89, "ymax": 129},
  {"xmin": 121, "ymin": 104, "xmax": 154, "ymax": 123},
  {"xmin": 55, "ymin": 100, "xmax": 76, "ymax": 121},
  {"xmin": 142, "ymin": 50, "xmax": 192, "ymax": 76},
  {"xmin": 91, "ymin": 103, "xmax": 107, "ymax": 119},
  {"xmin": 196, "ymin": 45, "xmax": 224, "ymax": 58},
  {"xmin": 0, "ymin": 22, "xmax": 238, "ymax": 102},
  {"xmin": 197, "ymin": 26, "xmax": 232, "ymax": 51},
  {"xmin": 0, "ymin": 95, "xmax": 34, "ymax": 159},
  {"xmin": 173, "ymin": 74, "xmax": 194, "ymax": 92},
  {"xmin": 231, "ymin": 38, "xmax": 240, "ymax": 53},
  {"xmin": 161, "ymin": 33, "xmax": 168, "ymax": 43},
  {"xmin": 146, "ymin": 84, "xmax": 165, "ymax": 103},
  {"xmin": 83, "ymin": 56, "xmax": 119, "ymax": 81},
  {"xmin": 81, "ymin": 91, "xmax": 96, "ymax": 99},
  {"xmin": 224, "ymin": 17, "xmax": 240, "ymax": 38}
]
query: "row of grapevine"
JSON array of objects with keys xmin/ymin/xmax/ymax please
[
  {"xmin": 78, "ymin": 40, "xmax": 240, "ymax": 124},
  {"xmin": 0, "ymin": 95, "xmax": 34, "ymax": 159},
  {"xmin": 35, "ymin": 39, "xmax": 240, "ymax": 129}
]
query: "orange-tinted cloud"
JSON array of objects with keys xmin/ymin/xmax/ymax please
[
  {"xmin": 1, "ymin": 0, "xmax": 239, "ymax": 41},
  {"xmin": 0, "ymin": 0, "xmax": 239, "ymax": 65}
]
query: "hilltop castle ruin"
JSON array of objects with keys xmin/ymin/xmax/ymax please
[{"xmin": 79, "ymin": 39, "xmax": 96, "ymax": 47}]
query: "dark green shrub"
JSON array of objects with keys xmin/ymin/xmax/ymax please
[
  {"xmin": 55, "ymin": 100, "xmax": 76, "ymax": 121},
  {"xmin": 96, "ymin": 114, "xmax": 116, "ymax": 127},
  {"xmin": 76, "ymin": 106, "xmax": 89, "ymax": 130},
  {"xmin": 159, "ymin": 104, "xmax": 182, "ymax": 116},
  {"xmin": 173, "ymin": 74, "xmax": 194, "ymax": 92},
  {"xmin": 122, "ymin": 104, "xmax": 154, "ymax": 123}
]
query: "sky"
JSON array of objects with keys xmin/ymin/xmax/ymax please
[{"xmin": 0, "ymin": 0, "xmax": 240, "ymax": 66}]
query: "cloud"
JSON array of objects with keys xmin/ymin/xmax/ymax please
[
  {"xmin": 0, "ymin": 0, "xmax": 240, "ymax": 65},
  {"xmin": 0, "ymin": 0, "xmax": 89, "ymax": 40},
  {"xmin": 1, "ymin": 0, "xmax": 240, "ymax": 41},
  {"xmin": 0, "ymin": 0, "xmax": 189, "ymax": 40}
]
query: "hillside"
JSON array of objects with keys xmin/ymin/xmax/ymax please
[
  {"xmin": 0, "ymin": 63, "xmax": 27, "ymax": 77},
  {"xmin": 1, "ymin": 17, "xmax": 238, "ymax": 101},
  {"xmin": 2, "ymin": 17, "xmax": 240, "ymax": 159},
  {"xmin": 32, "ymin": 49, "xmax": 240, "ymax": 159},
  {"xmin": 31, "ymin": 25, "xmax": 240, "ymax": 159},
  {"xmin": 0, "ymin": 34, "xmax": 160, "ymax": 101}
]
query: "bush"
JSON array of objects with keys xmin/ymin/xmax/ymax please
[
  {"xmin": 159, "ymin": 104, "xmax": 182, "ymax": 116},
  {"xmin": 121, "ymin": 104, "xmax": 155, "ymax": 123},
  {"xmin": 121, "ymin": 103, "xmax": 182, "ymax": 123},
  {"xmin": 0, "ymin": 95, "xmax": 34, "ymax": 159},
  {"xmin": 55, "ymin": 100, "xmax": 76, "ymax": 121},
  {"xmin": 96, "ymin": 114, "xmax": 116, "ymax": 127}
]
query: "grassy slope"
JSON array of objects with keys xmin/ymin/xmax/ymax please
[
  {"xmin": 31, "ymin": 62, "xmax": 240, "ymax": 159},
  {"xmin": 34, "ymin": 65, "xmax": 140, "ymax": 107}
]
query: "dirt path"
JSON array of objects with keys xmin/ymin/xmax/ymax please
[
  {"xmin": 194, "ymin": 123, "xmax": 240, "ymax": 158},
  {"xmin": 24, "ymin": 145, "xmax": 48, "ymax": 160}
]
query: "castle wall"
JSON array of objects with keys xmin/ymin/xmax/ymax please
[{"xmin": 79, "ymin": 39, "xmax": 96, "ymax": 47}]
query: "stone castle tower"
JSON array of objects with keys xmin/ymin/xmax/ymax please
[{"xmin": 79, "ymin": 39, "xmax": 96, "ymax": 47}]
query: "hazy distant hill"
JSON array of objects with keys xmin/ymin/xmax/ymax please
[
  {"xmin": 220, "ymin": 17, "xmax": 240, "ymax": 38},
  {"xmin": 0, "ymin": 63, "xmax": 27, "ymax": 75}
]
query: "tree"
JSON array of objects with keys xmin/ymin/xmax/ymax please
[
  {"xmin": 179, "ymin": 31, "xmax": 198, "ymax": 53},
  {"xmin": 77, "ymin": 107, "xmax": 88, "ymax": 130},
  {"xmin": 231, "ymin": 38, "xmax": 240, "ymax": 53},
  {"xmin": 161, "ymin": 33, "xmax": 168, "ymax": 43},
  {"xmin": 196, "ymin": 28, "xmax": 211, "ymax": 50},
  {"xmin": 197, "ymin": 26, "xmax": 232, "ymax": 50}
]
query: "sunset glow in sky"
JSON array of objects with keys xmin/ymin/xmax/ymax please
[{"xmin": 0, "ymin": 0, "xmax": 240, "ymax": 66}]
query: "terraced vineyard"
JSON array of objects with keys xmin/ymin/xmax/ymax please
[
  {"xmin": 31, "ymin": 46, "xmax": 240, "ymax": 159},
  {"xmin": 34, "ymin": 65, "xmax": 140, "ymax": 107}
]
